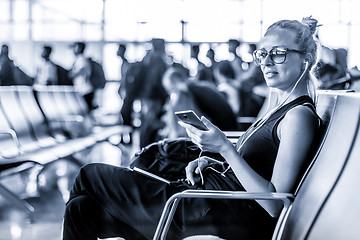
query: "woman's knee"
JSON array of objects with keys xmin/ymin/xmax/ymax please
[
  {"xmin": 79, "ymin": 163, "xmax": 100, "ymax": 174},
  {"xmin": 63, "ymin": 196, "xmax": 101, "ymax": 240},
  {"xmin": 65, "ymin": 195, "xmax": 88, "ymax": 218},
  {"xmin": 75, "ymin": 163, "xmax": 104, "ymax": 183},
  {"xmin": 65, "ymin": 195, "xmax": 101, "ymax": 224}
]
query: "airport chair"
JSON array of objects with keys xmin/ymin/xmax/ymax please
[
  {"xmin": 154, "ymin": 91, "xmax": 360, "ymax": 240},
  {"xmin": 278, "ymin": 92, "xmax": 360, "ymax": 240},
  {"xmin": 0, "ymin": 94, "xmax": 37, "ymax": 221},
  {"xmin": 34, "ymin": 86, "xmax": 132, "ymax": 145},
  {"xmin": 0, "ymin": 86, "xmax": 90, "ymax": 221},
  {"xmin": 0, "ymin": 100, "xmax": 23, "ymax": 159},
  {"xmin": 0, "ymin": 86, "xmax": 44, "ymax": 153},
  {"xmin": 15, "ymin": 86, "xmax": 96, "ymax": 158},
  {"xmin": 14, "ymin": 86, "xmax": 58, "ymax": 148},
  {"xmin": 33, "ymin": 85, "xmax": 77, "ymax": 139},
  {"xmin": 0, "ymin": 87, "xmax": 73, "ymax": 162},
  {"xmin": 0, "ymin": 86, "xmax": 84, "ymax": 160},
  {"xmin": 302, "ymin": 111, "xmax": 360, "ymax": 240}
]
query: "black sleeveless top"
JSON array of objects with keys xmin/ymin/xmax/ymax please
[{"xmin": 235, "ymin": 95, "xmax": 318, "ymax": 183}]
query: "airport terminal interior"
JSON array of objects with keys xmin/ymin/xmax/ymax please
[{"xmin": 0, "ymin": 0, "xmax": 360, "ymax": 239}]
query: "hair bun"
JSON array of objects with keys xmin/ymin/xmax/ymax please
[{"xmin": 301, "ymin": 16, "xmax": 319, "ymax": 35}]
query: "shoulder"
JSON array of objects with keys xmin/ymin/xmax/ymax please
[
  {"xmin": 278, "ymin": 104, "xmax": 319, "ymax": 140},
  {"xmin": 285, "ymin": 104, "xmax": 318, "ymax": 124}
]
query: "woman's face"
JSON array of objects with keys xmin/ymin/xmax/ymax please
[{"xmin": 259, "ymin": 29, "xmax": 306, "ymax": 91}]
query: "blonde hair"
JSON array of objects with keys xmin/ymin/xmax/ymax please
[{"xmin": 265, "ymin": 16, "xmax": 321, "ymax": 103}]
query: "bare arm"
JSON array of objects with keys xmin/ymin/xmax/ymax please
[{"xmin": 180, "ymin": 106, "xmax": 318, "ymax": 217}]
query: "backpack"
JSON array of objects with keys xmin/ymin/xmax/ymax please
[
  {"xmin": 55, "ymin": 64, "xmax": 73, "ymax": 85},
  {"xmin": 129, "ymin": 137, "xmax": 224, "ymax": 181},
  {"xmin": 88, "ymin": 58, "xmax": 106, "ymax": 89},
  {"xmin": 13, "ymin": 65, "xmax": 33, "ymax": 86}
]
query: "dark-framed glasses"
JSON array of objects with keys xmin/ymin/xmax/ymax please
[{"xmin": 253, "ymin": 47, "xmax": 306, "ymax": 65}]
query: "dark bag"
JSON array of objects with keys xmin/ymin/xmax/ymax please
[
  {"xmin": 130, "ymin": 138, "xmax": 200, "ymax": 180},
  {"xmin": 13, "ymin": 66, "xmax": 33, "ymax": 85},
  {"xmin": 88, "ymin": 58, "xmax": 106, "ymax": 89},
  {"xmin": 129, "ymin": 137, "xmax": 224, "ymax": 181},
  {"xmin": 56, "ymin": 64, "xmax": 73, "ymax": 85},
  {"xmin": 188, "ymin": 82, "xmax": 238, "ymax": 131}
]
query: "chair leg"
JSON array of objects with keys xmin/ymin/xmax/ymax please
[
  {"xmin": 162, "ymin": 198, "xmax": 181, "ymax": 240},
  {"xmin": 153, "ymin": 197, "xmax": 181, "ymax": 240},
  {"xmin": 0, "ymin": 182, "xmax": 35, "ymax": 223}
]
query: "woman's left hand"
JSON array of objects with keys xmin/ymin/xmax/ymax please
[{"xmin": 178, "ymin": 116, "xmax": 231, "ymax": 153}]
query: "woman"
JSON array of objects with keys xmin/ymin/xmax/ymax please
[{"xmin": 63, "ymin": 17, "xmax": 321, "ymax": 240}]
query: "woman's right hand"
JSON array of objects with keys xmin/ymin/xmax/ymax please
[
  {"xmin": 185, "ymin": 157, "xmax": 209, "ymax": 185},
  {"xmin": 178, "ymin": 116, "xmax": 232, "ymax": 154}
]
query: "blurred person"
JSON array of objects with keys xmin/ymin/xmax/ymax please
[
  {"xmin": 348, "ymin": 66, "xmax": 360, "ymax": 91},
  {"xmin": 189, "ymin": 59, "xmax": 238, "ymax": 131},
  {"xmin": 189, "ymin": 44, "xmax": 213, "ymax": 83},
  {"xmin": 317, "ymin": 46, "xmax": 349, "ymax": 89},
  {"xmin": 214, "ymin": 60, "xmax": 241, "ymax": 116},
  {"xmin": 187, "ymin": 82, "xmax": 238, "ymax": 131},
  {"xmin": 158, "ymin": 67, "xmax": 204, "ymax": 139},
  {"xmin": 0, "ymin": 44, "xmax": 16, "ymax": 85},
  {"xmin": 206, "ymin": 48, "xmax": 217, "ymax": 67},
  {"xmin": 169, "ymin": 54, "xmax": 190, "ymax": 78},
  {"xmin": 237, "ymin": 43, "xmax": 267, "ymax": 118},
  {"xmin": 116, "ymin": 43, "xmax": 134, "ymax": 126},
  {"xmin": 204, "ymin": 47, "xmax": 217, "ymax": 83},
  {"xmin": 0, "ymin": 44, "xmax": 33, "ymax": 85},
  {"xmin": 117, "ymin": 43, "xmax": 130, "ymax": 99},
  {"xmin": 63, "ymin": 16, "xmax": 321, "ymax": 240},
  {"xmin": 228, "ymin": 38, "xmax": 245, "ymax": 80},
  {"xmin": 189, "ymin": 44, "xmax": 203, "ymax": 78},
  {"xmin": 35, "ymin": 45, "xmax": 58, "ymax": 85},
  {"xmin": 137, "ymin": 38, "xmax": 169, "ymax": 147},
  {"xmin": 68, "ymin": 41, "xmax": 95, "ymax": 112}
]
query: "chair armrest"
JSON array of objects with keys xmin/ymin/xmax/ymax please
[
  {"xmin": 153, "ymin": 190, "xmax": 294, "ymax": 240},
  {"xmin": 237, "ymin": 116, "xmax": 256, "ymax": 124},
  {"xmin": 223, "ymin": 131, "xmax": 245, "ymax": 138},
  {"xmin": 48, "ymin": 115, "xmax": 85, "ymax": 124},
  {"xmin": 0, "ymin": 129, "xmax": 22, "ymax": 158},
  {"xmin": 224, "ymin": 131, "xmax": 245, "ymax": 145}
]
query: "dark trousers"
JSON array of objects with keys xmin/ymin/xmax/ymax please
[
  {"xmin": 63, "ymin": 195, "xmax": 144, "ymax": 240},
  {"xmin": 62, "ymin": 163, "xmax": 274, "ymax": 240},
  {"xmin": 62, "ymin": 164, "xmax": 153, "ymax": 240},
  {"xmin": 83, "ymin": 91, "xmax": 95, "ymax": 112},
  {"xmin": 120, "ymin": 94, "xmax": 135, "ymax": 126},
  {"xmin": 139, "ymin": 98, "xmax": 164, "ymax": 148}
]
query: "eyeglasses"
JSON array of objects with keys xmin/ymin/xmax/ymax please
[{"xmin": 253, "ymin": 47, "xmax": 306, "ymax": 65}]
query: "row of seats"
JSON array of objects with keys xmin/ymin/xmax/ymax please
[
  {"xmin": 0, "ymin": 85, "xmax": 132, "ymax": 221},
  {"xmin": 154, "ymin": 90, "xmax": 360, "ymax": 240}
]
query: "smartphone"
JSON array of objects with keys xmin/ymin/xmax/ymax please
[{"xmin": 175, "ymin": 110, "xmax": 208, "ymax": 130}]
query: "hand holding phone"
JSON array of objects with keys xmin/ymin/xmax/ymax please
[{"xmin": 175, "ymin": 110, "xmax": 208, "ymax": 130}]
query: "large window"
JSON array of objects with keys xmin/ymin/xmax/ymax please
[{"xmin": 0, "ymin": 0, "xmax": 359, "ymax": 78}]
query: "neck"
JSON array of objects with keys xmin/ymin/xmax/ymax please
[{"xmin": 277, "ymin": 79, "xmax": 309, "ymax": 104}]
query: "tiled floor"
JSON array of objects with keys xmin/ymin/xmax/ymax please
[{"xmin": 0, "ymin": 138, "xmax": 139, "ymax": 240}]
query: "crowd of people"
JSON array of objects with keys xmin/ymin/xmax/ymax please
[
  {"xmin": 1, "ymin": 34, "xmax": 358, "ymax": 145},
  {"xmin": 117, "ymin": 38, "xmax": 269, "ymax": 147},
  {"xmin": 0, "ymin": 42, "xmax": 107, "ymax": 112}
]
